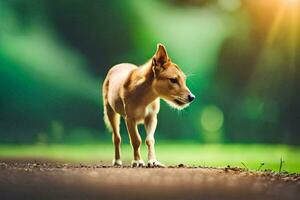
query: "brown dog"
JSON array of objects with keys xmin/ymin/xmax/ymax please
[{"xmin": 102, "ymin": 44, "xmax": 195, "ymax": 167}]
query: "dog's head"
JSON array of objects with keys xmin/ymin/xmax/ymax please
[{"xmin": 151, "ymin": 43, "xmax": 195, "ymax": 109}]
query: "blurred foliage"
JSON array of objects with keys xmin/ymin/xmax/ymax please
[{"xmin": 0, "ymin": 0, "xmax": 299, "ymax": 144}]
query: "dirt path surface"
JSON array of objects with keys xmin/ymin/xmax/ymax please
[{"xmin": 0, "ymin": 161, "xmax": 299, "ymax": 200}]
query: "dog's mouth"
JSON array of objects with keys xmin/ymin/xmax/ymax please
[
  {"xmin": 174, "ymin": 98, "xmax": 187, "ymax": 106},
  {"xmin": 163, "ymin": 96, "xmax": 190, "ymax": 110}
]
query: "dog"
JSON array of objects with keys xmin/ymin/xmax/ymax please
[{"xmin": 102, "ymin": 43, "xmax": 195, "ymax": 167}]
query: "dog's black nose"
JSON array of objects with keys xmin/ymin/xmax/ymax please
[{"xmin": 188, "ymin": 93, "xmax": 195, "ymax": 102}]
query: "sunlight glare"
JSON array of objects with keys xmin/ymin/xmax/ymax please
[{"xmin": 283, "ymin": 0, "xmax": 300, "ymax": 6}]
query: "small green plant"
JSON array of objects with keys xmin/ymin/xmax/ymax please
[
  {"xmin": 279, "ymin": 157, "xmax": 285, "ymax": 173},
  {"xmin": 257, "ymin": 162, "xmax": 265, "ymax": 171},
  {"xmin": 241, "ymin": 162, "xmax": 248, "ymax": 170}
]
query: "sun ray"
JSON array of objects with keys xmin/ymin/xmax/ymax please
[
  {"xmin": 288, "ymin": 2, "xmax": 299, "ymax": 74},
  {"xmin": 245, "ymin": 0, "xmax": 299, "ymax": 95},
  {"xmin": 266, "ymin": 5, "xmax": 287, "ymax": 46}
]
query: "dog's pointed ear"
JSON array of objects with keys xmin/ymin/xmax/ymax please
[{"xmin": 152, "ymin": 43, "xmax": 170, "ymax": 69}]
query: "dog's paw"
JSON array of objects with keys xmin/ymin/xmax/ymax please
[
  {"xmin": 112, "ymin": 159, "xmax": 122, "ymax": 167},
  {"xmin": 131, "ymin": 160, "xmax": 145, "ymax": 168},
  {"xmin": 147, "ymin": 159, "xmax": 165, "ymax": 168}
]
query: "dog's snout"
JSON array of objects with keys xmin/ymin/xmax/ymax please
[{"xmin": 188, "ymin": 93, "xmax": 195, "ymax": 102}]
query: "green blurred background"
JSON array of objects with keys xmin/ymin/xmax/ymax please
[{"xmin": 0, "ymin": 0, "xmax": 299, "ymax": 171}]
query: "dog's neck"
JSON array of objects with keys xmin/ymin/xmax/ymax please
[
  {"xmin": 132, "ymin": 60, "xmax": 159, "ymax": 106},
  {"xmin": 139, "ymin": 59, "xmax": 155, "ymax": 82}
]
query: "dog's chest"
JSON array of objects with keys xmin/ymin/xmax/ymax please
[
  {"xmin": 125, "ymin": 104, "xmax": 155, "ymax": 123},
  {"xmin": 135, "ymin": 106, "xmax": 151, "ymax": 121}
]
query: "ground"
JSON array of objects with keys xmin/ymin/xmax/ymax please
[{"xmin": 0, "ymin": 161, "xmax": 299, "ymax": 200}]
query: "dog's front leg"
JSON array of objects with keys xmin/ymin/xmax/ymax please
[
  {"xmin": 144, "ymin": 114, "xmax": 165, "ymax": 168},
  {"xmin": 125, "ymin": 117, "xmax": 144, "ymax": 167}
]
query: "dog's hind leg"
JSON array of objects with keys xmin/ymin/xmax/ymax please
[
  {"xmin": 125, "ymin": 118, "xmax": 144, "ymax": 167},
  {"xmin": 105, "ymin": 104, "xmax": 122, "ymax": 166}
]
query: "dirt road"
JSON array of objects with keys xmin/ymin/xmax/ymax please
[{"xmin": 0, "ymin": 161, "xmax": 299, "ymax": 200}]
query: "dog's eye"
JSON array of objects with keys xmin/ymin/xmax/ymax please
[{"xmin": 169, "ymin": 78, "xmax": 178, "ymax": 84}]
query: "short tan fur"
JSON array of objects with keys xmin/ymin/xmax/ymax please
[{"xmin": 102, "ymin": 43, "xmax": 195, "ymax": 167}]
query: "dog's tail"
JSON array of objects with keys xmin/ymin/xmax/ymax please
[{"xmin": 102, "ymin": 78, "xmax": 112, "ymax": 132}]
